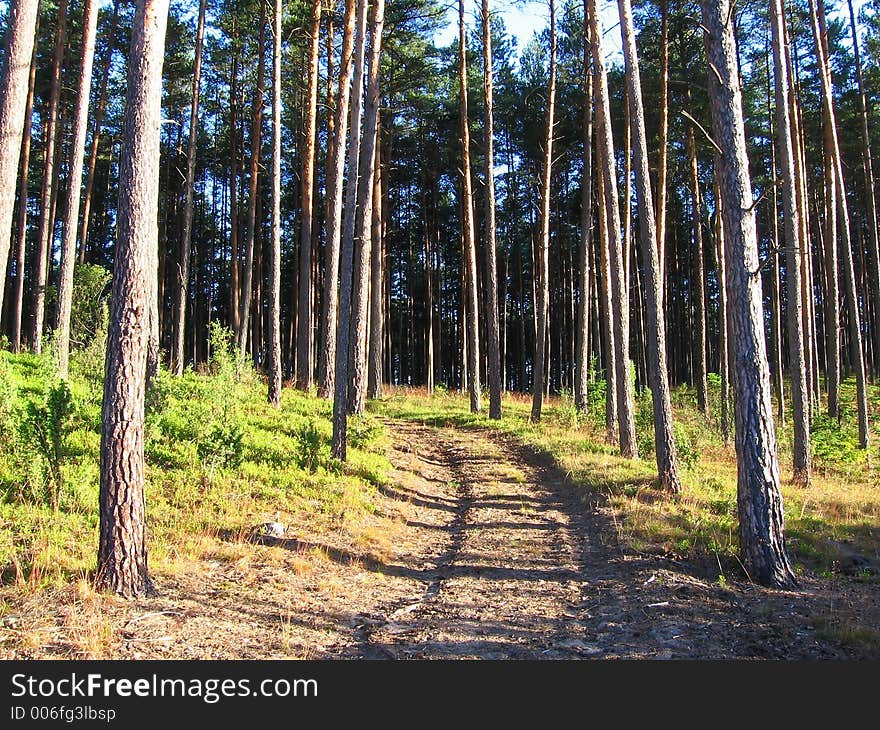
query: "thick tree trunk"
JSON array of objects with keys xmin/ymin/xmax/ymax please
[
  {"xmin": 770, "ymin": 0, "xmax": 811, "ymax": 484},
  {"xmin": 10, "ymin": 11, "xmax": 40, "ymax": 353},
  {"xmin": 296, "ymin": 0, "xmax": 322, "ymax": 391},
  {"xmin": 267, "ymin": 0, "xmax": 283, "ymax": 407},
  {"xmin": 531, "ymin": 0, "xmax": 556, "ymax": 422},
  {"xmin": 96, "ymin": 0, "xmax": 169, "ymax": 599},
  {"xmin": 56, "ymin": 0, "xmax": 101, "ymax": 378},
  {"xmin": 700, "ymin": 0, "xmax": 796, "ymax": 589},
  {"xmin": 318, "ymin": 0, "xmax": 356, "ymax": 399},
  {"xmin": 589, "ymin": 0, "xmax": 636, "ymax": 457},
  {"xmin": 332, "ymin": 0, "xmax": 370, "ymax": 460},
  {"xmin": 0, "ymin": 0, "xmax": 40, "ymax": 318},
  {"xmin": 32, "ymin": 0, "xmax": 69, "ymax": 354},
  {"xmin": 170, "ymin": 0, "xmax": 207, "ymax": 376},
  {"xmin": 236, "ymin": 5, "xmax": 266, "ymax": 360},
  {"xmin": 618, "ymin": 0, "xmax": 680, "ymax": 491}
]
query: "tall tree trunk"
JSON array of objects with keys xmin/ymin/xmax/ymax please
[
  {"xmin": 170, "ymin": 0, "xmax": 207, "ymax": 375},
  {"xmin": 332, "ymin": 0, "xmax": 370, "ymax": 460},
  {"xmin": 79, "ymin": 0, "xmax": 119, "ymax": 265},
  {"xmin": 714, "ymin": 173, "xmax": 731, "ymax": 444},
  {"xmin": 96, "ymin": 0, "xmax": 169, "ymax": 598},
  {"xmin": 56, "ymin": 0, "xmax": 101, "ymax": 378},
  {"xmin": 575, "ymin": 0, "xmax": 593, "ymax": 412},
  {"xmin": 296, "ymin": 0, "xmax": 322, "ymax": 390},
  {"xmin": 589, "ymin": 0, "xmax": 636, "ymax": 457},
  {"xmin": 318, "ymin": 0, "xmax": 356, "ymax": 398},
  {"xmin": 237, "ymin": 5, "xmax": 266, "ymax": 359},
  {"xmin": 347, "ymin": 0, "xmax": 385, "ymax": 416},
  {"xmin": 618, "ymin": 0, "xmax": 680, "ymax": 491},
  {"xmin": 770, "ymin": 0, "xmax": 810, "ymax": 484},
  {"xmin": 229, "ymin": 41, "xmax": 240, "ymax": 335},
  {"xmin": 700, "ymin": 0, "xmax": 796, "ymax": 589},
  {"xmin": 368, "ymin": 136, "xmax": 384, "ymax": 399},
  {"xmin": 458, "ymin": 0, "xmax": 482, "ymax": 414},
  {"xmin": 0, "ymin": 0, "xmax": 40, "ymax": 318},
  {"xmin": 481, "ymin": 0, "xmax": 502, "ymax": 420},
  {"xmin": 656, "ymin": 0, "xmax": 669, "ymax": 292},
  {"xmin": 597, "ymin": 159, "xmax": 617, "ymax": 442},
  {"xmin": 685, "ymin": 91, "xmax": 709, "ymax": 418},
  {"xmin": 32, "ymin": 0, "xmax": 69, "ymax": 354},
  {"xmin": 267, "ymin": 0, "xmax": 282, "ymax": 407},
  {"xmin": 531, "ymin": 0, "xmax": 556, "ymax": 422},
  {"xmin": 10, "ymin": 9, "xmax": 40, "ymax": 353},
  {"xmin": 847, "ymin": 0, "xmax": 880, "ymax": 380},
  {"xmin": 810, "ymin": 0, "xmax": 869, "ymax": 448}
]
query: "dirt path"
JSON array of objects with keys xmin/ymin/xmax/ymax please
[{"xmin": 5, "ymin": 419, "xmax": 875, "ymax": 659}]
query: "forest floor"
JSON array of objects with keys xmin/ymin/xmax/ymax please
[{"xmin": 5, "ymin": 418, "xmax": 879, "ymax": 660}]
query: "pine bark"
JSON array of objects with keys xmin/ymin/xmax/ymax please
[
  {"xmin": 10, "ymin": 11, "xmax": 40, "ymax": 353},
  {"xmin": 318, "ymin": 0, "xmax": 357, "ymax": 399},
  {"xmin": 56, "ymin": 0, "xmax": 101, "ymax": 378},
  {"xmin": 770, "ymin": 0, "xmax": 811, "ymax": 483},
  {"xmin": 170, "ymin": 0, "xmax": 207, "ymax": 375},
  {"xmin": 459, "ymin": 0, "xmax": 482, "ymax": 414},
  {"xmin": 700, "ymin": 0, "xmax": 796, "ymax": 589},
  {"xmin": 332, "ymin": 0, "xmax": 370, "ymax": 460},
  {"xmin": 588, "ymin": 0, "xmax": 636, "ymax": 457},
  {"xmin": 296, "ymin": 0, "xmax": 322, "ymax": 391},
  {"xmin": 32, "ymin": 0, "xmax": 69, "ymax": 354},
  {"xmin": 618, "ymin": 0, "xmax": 680, "ymax": 491},
  {"xmin": 236, "ymin": 5, "xmax": 266, "ymax": 359},
  {"xmin": 267, "ymin": 0, "xmax": 283, "ymax": 407},
  {"xmin": 531, "ymin": 0, "xmax": 556, "ymax": 422},
  {"xmin": 96, "ymin": 0, "xmax": 169, "ymax": 598},
  {"xmin": 368, "ymin": 136, "xmax": 384, "ymax": 399},
  {"xmin": 0, "ymin": 0, "xmax": 40, "ymax": 319}
]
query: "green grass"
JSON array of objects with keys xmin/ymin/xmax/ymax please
[
  {"xmin": 371, "ymin": 379, "xmax": 880, "ymax": 583},
  {"xmin": 0, "ymin": 339, "xmax": 389, "ymax": 591}
]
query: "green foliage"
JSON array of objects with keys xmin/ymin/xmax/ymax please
[
  {"xmin": 294, "ymin": 420, "xmax": 328, "ymax": 473},
  {"xmin": 811, "ymin": 413, "xmax": 863, "ymax": 471},
  {"xmin": 348, "ymin": 414, "xmax": 384, "ymax": 451},
  {"xmin": 673, "ymin": 423, "xmax": 700, "ymax": 470},
  {"xmin": 22, "ymin": 381, "xmax": 75, "ymax": 512},
  {"xmin": 197, "ymin": 422, "xmax": 245, "ymax": 471},
  {"xmin": 70, "ymin": 264, "xmax": 111, "ymax": 350}
]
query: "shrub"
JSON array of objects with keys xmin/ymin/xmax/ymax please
[
  {"xmin": 196, "ymin": 422, "xmax": 245, "ymax": 472},
  {"xmin": 23, "ymin": 380, "xmax": 75, "ymax": 511},
  {"xmin": 348, "ymin": 414, "xmax": 383, "ymax": 451},
  {"xmin": 295, "ymin": 420, "xmax": 328, "ymax": 473}
]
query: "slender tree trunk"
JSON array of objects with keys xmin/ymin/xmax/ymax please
[
  {"xmin": 170, "ymin": 0, "xmax": 207, "ymax": 375},
  {"xmin": 810, "ymin": 0, "xmax": 869, "ymax": 448},
  {"xmin": 0, "ymin": 0, "xmax": 40, "ymax": 318},
  {"xmin": 618, "ymin": 0, "xmax": 680, "ymax": 490},
  {"xmin": 531, "ymin": 0, "xmax": 556, "ymax": 422},
  {"xmin": 32, "ymin": 0, "xmax": 69, "ymax": 354},
  {"xmin": 685, "ymin": 93, "xmax": 709, "ymax": 418},
  {"xmin": 458, "ymin": 0, "xmax": 482, "ymax": 414},
  {"xmin": 575, "ymin": 0, "xmax": 593, "ymax": 412},
  {"xmin": 319, "ymin": 0, "xmax": 356, "ymax": 398},
  {"xmin": 714, "ymin": 174, "xmax": 731, "ymax": 444},
  {"xmin": 79, "ymin": 0, "xmax": 119, "ymax": 265},
  {"xmin": 700, "ymin": 0, "xmax": 796, "ymax": 589},
  {"xmin": 348, "ymin": 0, "xmax": 385, "ymax": 416},
  {"xmin": 267, "ymin": 0, "xmax": 282, "ymax": 407},
  {"xmin": 229, "ymin": 42, "xmax": 240, "ymax": 335},
  {"xmin": 10, "ymin": 11, "xmax": 40, "ymax": 353},
  {"xmin": 332, "ymin": 0, "xmax": 370, "ymax": 460},
  {"xmin": 479, "ymin": 0, "xmax": 502, "ymax": 419},
  {"xmin": 295, "ymin": 0, "xmax": 322, "ymax": 390},
  {"xmin": 368, "ymin": 136, "xmax": 384, "ymax": 399},
  {"xmin": 656, "ymin": 0, "xmax": 669, "ymax": 293},
  {"xmin": 56, "ymin": 0, "xmax": 101, "ymax": 378},
  {"xmin": 96, "ymin": 0, "xmax": 169, "ymax": 598},
  {"xmin": 770, "ymin": 0, "xmax": 810, "ymax": 484},
  {"xmin": 847, "ymin": 0, "xmax": 880, "ymax": 380},
  {"xmin": 237, "ymin": 5, "xmax": 266, "ymax": 359},
  {"xmin": 589, "ymin": 0, "xmax": 636, "ymax": 457},
  {"xmin": 597, "ymin": 159, "xmax": 617, "ymax": 442}
]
